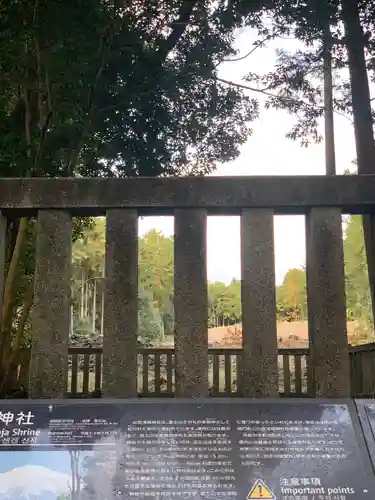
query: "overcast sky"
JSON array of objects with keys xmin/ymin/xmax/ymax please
[{"xmin": 139, "ymin": 27, "xmax": 358, "ymax": 285}]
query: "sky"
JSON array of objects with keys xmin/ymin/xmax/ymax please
[
  {"xmin": 139, "ymin": 27, "xmax": 358, "ymax": 286},
  {"xmin": 0, "ymin": 450, "xmax": 72, "ymax": 475}
]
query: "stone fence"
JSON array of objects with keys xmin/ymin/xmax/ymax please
[{"xmin": 1, "ymin": 175, "xmax": 375, "ymax": 398}]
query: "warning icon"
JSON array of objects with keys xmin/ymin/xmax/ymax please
[{"xmin": 247, "ymin": 479, "xmax": 276, "ymax": 500}]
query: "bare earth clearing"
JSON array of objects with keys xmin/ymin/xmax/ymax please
[
  {"xmin": 207, "ymin": 321, "xmax": 363, "ymax": 348},
  {"xmin": 158, "ymin": 321, "xmax": 370, "ymax": 349}
]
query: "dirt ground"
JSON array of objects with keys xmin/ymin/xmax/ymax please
[{"xmin": 208, "ymin": 321, "xmax": 361, "ymax": 348}]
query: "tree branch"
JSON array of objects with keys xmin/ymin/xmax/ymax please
[
  {"xmin": 216, "ymin": 77, "xmax": 354, "ymax": 123},
  {"xmin": 34, "ymin": 111, "xmax": 52, "ymax": 173},
  {"xmin": 67, "ymin": 20, "xmax": 115, "ymax": 174},
  {"xmin": 221, "ymin": 34, "xmax": 294, "ymax": 65},
  {"xmin": 155, "ymin": 0, "xmax": 198, "ymax": 64}
]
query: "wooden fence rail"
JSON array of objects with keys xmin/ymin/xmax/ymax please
[
  {"xmin": 65, "ymin": 347, "xmax": 312, "ymax": 398},
  {"xmin": 349, "ymin": 342, "xmax": 375, "ymax": 397},
  {"xmin": 14, "ymin": 343, "xmax": 375, "ymax": 398},
  {"xmin": 14, "ymin": 347, "xmax": 310, "ymax": 397}
]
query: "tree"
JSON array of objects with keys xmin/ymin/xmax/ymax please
[
  {"xmin": 232, "ymin": 0, "xmax": 348, "ymax": 147},
  {"xmin": 223, "ymin": 0, "xmax": 375, "ymax": 327},
  {"xmin": 218, "ymin": 0, "xmax": 374, "ymax": 152},
  {"xmin": 72, "ymin": 218, "xmax": 104, "ymax": 333},
  {"xmin": 69, "ymin": 450, "xmax": 82, "ymax": 500},
  {"xmin": 344, "ymin": 215, "xmax": 373, "ymax": 327},
  {"xmin": 277, "ymin": 268, "xmax": 307, "ymax": 321},
  {"xmin": 341, "ymin": 0, "xmax": 375, "ymax": 329},
  {"xmin": 80, "ymin": 447, "xmax": 117, "ymax": 499},
  {"xmin": 0, "ymin": 216, "xmax": 90, "ymax": 394},
  {"xmin": 138, "ymin": 286, "xmax": 165, "ymax": 344},
  {"xmin": 70, "ymin": 222, "xmax": 246, "ymax": 341},
  {"xmin": 0, "ymin": 0, "xmax": 271, "ymax": 393},
  {"xmin": 0, "ymin": 0, "xmax": 269, "ymax": 179},
  {"xmin": 71, "ymin": 224, "xmax": 171, "ymax": 345},
  {"xmin": 139, "ymin": 230, "xmax": 174, "ymax": 335},
  {"xmin": 208, "ymin": 280, "xmax": 241, "ymax": 327}
]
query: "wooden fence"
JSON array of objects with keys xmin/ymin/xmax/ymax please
[
  {"xmin": 349, "ymin": 342, "xmax": 375, "ymax": 397},
  {"xmin": 66, "ymin": 343, "xmax": 375, "ymax": 398},
  {"xmin": 64, "ymin": 347, "xmax": 312, "ymax": 397},
  {"xmin": 14, "ymin": 347, "xmax": 310, "ymax": 397},
  {"xmin": 16, "ymin": 344, "xmax": 375, "ymax": 398}
]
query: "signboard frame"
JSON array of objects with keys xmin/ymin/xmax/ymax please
[
  {"xmin": 0, "ymin": 397, "xmax": 374, "ymax": 500},
  {"xmin": 355, "ymin": 399, "xmax": 375, "ymax": 474}
]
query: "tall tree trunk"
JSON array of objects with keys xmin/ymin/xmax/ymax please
[
  {"xmin": 100, "ymin": 290, "xmax": 104, "ymax": 336},
  {"xmin": 70, "ymin": 304, "xmax": 74, "ymax": 336},
  {"xmin": 84, "ymin": 279, "xmax": 89, "ymax": 317},
  {"xmin": 0, "ymin": 218, "xmax": 29, "ymax": 375},
  {"xmin": 0, "ymin": 281, "xmax": 34, "ymax": 394},
  {"xmin": 69, "ymin": 450, "xmax": 81, "ymax": 500},
  {"xmin": 1, "ymin": 219, "xmax": 29, "ymax": 333},
  {"xmin": 92, "ymin": 279, "xmax": 96, "ymax": 332},
  {"xmin": 342, "ymin": 0, "xmax": 375, "ymax": 326},
  {"xmin": 323, "ymin": 25, "xmax": 336, "ymax": 175},
  {"xmin": 342, "ymin": 0, "xmax": 374, "ymax": 174},
  {"xmin": 80, "ymin": 269, "xmax": 85, "ymax": 319}
]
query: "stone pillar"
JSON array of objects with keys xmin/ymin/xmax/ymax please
[
  {"xmin": 306, "ymin": 208, "xmax": 350, "ymax": 397},
  {"xmin": 30, "ymin": 210, "xmax": 72, "ymax": 398},
  {"xmin": 241, "ymin": 209, "xmax": 278, "ymax": 397},
  {"xmin": 102, "ymin": 209, "xmax": 138, "ymax": 397},
  {"xmin": 0, "ymin": 212, "xmax": 6, "ymax": 313},
  {"xmin": 174, "ymin": 209, "xmax": 208, "ymax": 397}
]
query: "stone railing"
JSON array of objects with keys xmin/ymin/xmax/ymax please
[{"xmin": 1, "ymin": 175, "xmax": 374, "ymax": 398}]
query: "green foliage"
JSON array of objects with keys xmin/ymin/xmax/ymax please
[
  {"xmin": 275, "ymin": 216, "xmax": 374, "ymax": 332},
  {"xmin": 0, "ymin": 0, "xmax": 265, "ymax": 178},
  {"xmin": 277, "ymin": 268, "xmax": 307, "ymax": 321},
  {"xmin": 138, "ymin": 286, "xmax": 165, "ymax": 345},
  {"xmin": 208, "ymin": 279, "xmax": 241, "ymax": 327},
  {"xmin": 71, "ymin": 214, "xmax": 375, "ymax": 345},
  {"xmin": 0, "ymin": 0, "xmax": 271, "ymax": 364},
  {"xmin": 344, "ymin": 215, "xmax": 373, "ymax": 328},
  {"xmin": 139, "ymin": 230, "xmax": 174, "ymax": 335},
  {"xmin": 72, "ymin": 223, "xmax": 174, "ymax": 344},
  {"xmin": 239, "ymin": 0, "xmax": 375, "ymax": 146}
]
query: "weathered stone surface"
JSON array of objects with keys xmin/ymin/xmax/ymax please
[
  {"xmin": 2, "ymin": 176, "xmax": 375, "ymax": 215},
  {"xmin": 174, "ymin": 209, "xmax": 208, "ymax": 397},
  {"xmin": 29, "ymin": 210, "xmax": 72, "ymax": 398},
  {"xmin": 241, "ymin": 209, "xmax": 278, "ymax": 397},
  {"xmin": 0, "ymin": 211, "xmax": 6, "ymax": 315},
  {"xmin": 102, "ymin": 209, "xmax": 138, "ymax": 397},
  {"xmin": 306, "ymin": 208, "xmax": 350, "ymax": 397}
]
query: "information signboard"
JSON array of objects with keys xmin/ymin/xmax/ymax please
[
  {"xmin": 0, "ymin": 399, "xmax": 373, "ymax": 500},
  {"xmin": 355, "ymin": 399, "xmax": 375, "ymax": 474}
]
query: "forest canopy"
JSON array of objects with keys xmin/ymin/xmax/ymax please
[{"xmin": 71, "ymin": 214, "xmax": 373, "ymax": 346}]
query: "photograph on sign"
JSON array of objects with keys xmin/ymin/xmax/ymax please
[
  {"xmin": 0, "ymin": 450, "xmax": 92, "ymax": 499},
  {"xmin": 0, "ymin": 401, "xmax": 373, "ymax": 499}
]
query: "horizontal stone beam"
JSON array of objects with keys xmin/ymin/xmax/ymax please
[{"xmin": 1, "ymin": 175, "xmax": 375, "ymax": 215}]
